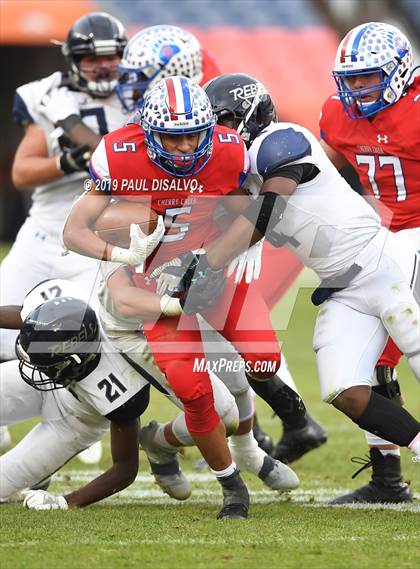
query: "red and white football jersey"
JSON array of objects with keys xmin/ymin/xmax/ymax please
[
  {"xmin": 320, "ymin": 77, "xmax": 420, "ymax": 231},
  {"xmin": 90, "ymin": 123, "xmax": 248, "ymax": 270}
]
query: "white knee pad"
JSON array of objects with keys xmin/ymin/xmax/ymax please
[
  {"xmin": 171, "ymin": 402, "xmax": 239, "ymax": 443},
  {"xmin": 382, "ymin": 302, "xmax": 420, "ymax": 380},
  {"xmin": 170, "ymin": 374, "xmax": 240, "ymax": 444},
  {"xmin": 233, "ymin": 388, "xmax": 254, "ymax": 423}
]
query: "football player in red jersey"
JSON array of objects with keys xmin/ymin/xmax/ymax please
[
  {"xmin": 62, "ymin": 76, "xmax": 296, "ymax": 519},
  {"xmin": 319, "ymin": 22, "xmax": 419, "ymax": 504},
  {"xmin": 116, "ymin": 25, "xmax": 221, "ymax": 114},
  {"xmin": 115, "ymin": 24, "xmax": 326, "ymax": 460}
]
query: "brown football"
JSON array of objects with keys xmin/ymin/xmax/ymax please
[{"xmin": 94, "ymin": 200, "xmax": 158, "ymax": 248}]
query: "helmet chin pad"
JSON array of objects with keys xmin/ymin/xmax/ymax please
[{"xmin": 86, "ymin": 78, "xmax": 118, "ymax": 97}]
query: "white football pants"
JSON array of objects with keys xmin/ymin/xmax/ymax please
[{"xmin": 314, "ymin": 228, "xmax": 420, "ymax": 403}]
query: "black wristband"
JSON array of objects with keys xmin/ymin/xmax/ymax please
[
  {"xmin": 56, "ymin": 114, "xmax": 83, "ymax": 133},
  {"xmin": 242, "ymin": 192, "xmax": 286, "ymax": 236}
]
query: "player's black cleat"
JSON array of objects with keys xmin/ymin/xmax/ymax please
[
  {"xmin": 252, "ymin": 413, "xmax": 274, "ymax": 455},
  {"xmin": 271, "ymin": 413, "xmax": 327, "ymax": 463},
  {"xmin": 329, "ymin": 448, "xmax": 413, "ymax": 504},
  {"xmin": 216, "ymin": 469, "xmax": 249, "ymax": 520}
]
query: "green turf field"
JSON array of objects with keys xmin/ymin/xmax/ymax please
[{"xmin": 0, "ymin": 245, "xmax": 419, "ymax": 569}]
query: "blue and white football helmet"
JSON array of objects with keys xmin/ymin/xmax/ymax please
[
  {"xmin": 141, "ymin": 76, "xmax": 216, "ymax": 177},
  {"xmin": 117, "ymin": 25, "xmax": 203, "ymax": 113},
  {"xmin": 333, "ymin": 22, "xmax": 414, "ymax": 119}
]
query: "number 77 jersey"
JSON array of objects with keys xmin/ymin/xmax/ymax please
[{"xmin": 320, "ymin": 76, "xmax": 420, "ymax": 231}]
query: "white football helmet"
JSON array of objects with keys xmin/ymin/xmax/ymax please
[
  {"xmin": 117, "ymin": 25, "xmax": 203, "ymax": 112},
  {"xmin": 141, "ymin": 76, "xmax": 215, "ymax": 177},
  {"xmin": 333, "ymin": 22, "xmax": 414, "ymax": 118}
]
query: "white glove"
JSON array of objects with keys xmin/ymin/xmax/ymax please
[
  {"xmin": 110, "ymin": 216, "xmax": 165, "ymax": 268},
  {"xmin": 22, "ymin": 489, "xmax": 68, "ymax": 511},
  {"xmin": 153, "ymin": 258, "xmax": 182, "ymax": 296},
  {"xmin": 39, "ymin": 87, "xmax": 80, "ymax": 125},
  {"xmin": 227, "ymin": 239, "xmax": 264, "ymax": 284}
]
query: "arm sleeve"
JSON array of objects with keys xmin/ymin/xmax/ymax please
[
  {"xmin": 263, "ymin": 163, "xmax": 319, "ymax": 184},
  {"xmin": 339, "ymin": 164, "xmax": 364, "ymax": 195}
]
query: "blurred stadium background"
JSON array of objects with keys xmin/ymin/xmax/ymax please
[{"xmin": 0, "ymin": 0, "xmax": 419, "ymax": 243}]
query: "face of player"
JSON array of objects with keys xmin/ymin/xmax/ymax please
[
  {"xmin": 345, "ymin": 71, "xmax": 383, "ymax": 102},
  {"xmin": 79, "ymin": 54, "xmax": 121, "ymax": 83},
  {"xmin": 160, "ymin": 133, "xmax": 200, "ymax": 156}
]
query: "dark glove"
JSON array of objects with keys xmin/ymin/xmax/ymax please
[
  {"xmin": 177, "ymin": 252, "xmax": 226, "ymax": 315},
  {"xmin": 58, "ymin": 144, "xmax": 91, "ymax": 174}
]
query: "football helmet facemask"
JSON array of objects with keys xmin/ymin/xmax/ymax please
[
  {"xmin": 117, "ymin": 25, "xmax": 203, "ymax": 112},
  {"xmin": 204, "ymin": 73, "xmax": 277, "ymax": 148},
  {"xmin": 16, "ymin": 297, "xmax": 101, "ymax": 391},
  {"xmin": 141, "ymin": 76, "xmax": 216, "ymax": 177},
  {"xmin": 61, "ymin": 11, "xmax": 127, "ymax": 97},
  {"xmin": 333, "ymin": 22, "xmax": 414, "ymax": 119}
]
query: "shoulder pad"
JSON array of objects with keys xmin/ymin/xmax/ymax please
[
  {"xmin": 256, "ymin": 128, "xmax": 312, "ymax": 177},
  {"xmin": 13, "ymin": 72, "xmax": 63, "ymax": 126},
  {"xmin": 12, "ymin": 92, "xmax": 33, "ymax": 126}
]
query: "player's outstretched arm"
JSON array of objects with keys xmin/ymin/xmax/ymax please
[
  {"xmin": 107, "ymin": 266, "xmax": 177, "ymax": 319},
  {"xmin": 64, "ymin": 419, "xmax": 139, "ymax": 508},
  {"xmin": 24, "ymin": 419, "xmax": 139, "ymax": 510},
  {"xmin": 0, "ymin": 306, "xmax": 23, "ymax": 329},
  {"xmin": 207, "ymin": 176, "xmax": 297, "ymax": 269}
]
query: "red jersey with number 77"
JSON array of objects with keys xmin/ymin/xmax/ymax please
[
  {"xmin": 320, "ymin": 76, "xmax": 420, "ymax": 231},
  {"xmin": 89, "ymin": 123, "xmax": 249, "ymax": 271}
]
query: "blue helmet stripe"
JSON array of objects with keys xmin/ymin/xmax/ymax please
[
  {"xmin": 350, "ymin": 24, "xmax": 371, "ymax": 62},
  {"xmin": 180, "ymin": 77, "xmax": 193, "ymax": 119}
]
